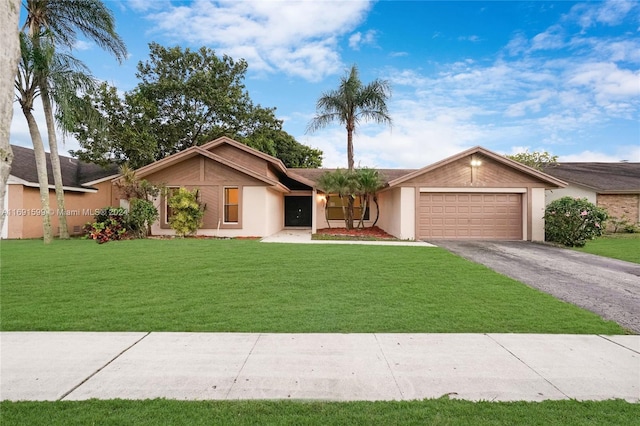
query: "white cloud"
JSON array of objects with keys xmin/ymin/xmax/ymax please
[
  {"xmin": 144, "ymin": 0, "xmax": 373, "ymax": 81},
  {"xmin": 560, "ymin": 145, "xmax": 640, "ymax": 162},
  {"xmin": 349, "ymin": 30, "xmax": 377, "ymax": 50},
  {"xmin": 73, "ymin": 40, "xmax": 93, "ymax": 51},
  {"xmin": 569, "ymin": 0, "xmax": 638, "ymax": 29},
  {"xmin": 458, "ymin": 35, "xmax": 481, "ymax": 43},
  {"xmin": 531, "ymin": 25, "xmax": 565, "ymax": 51}
]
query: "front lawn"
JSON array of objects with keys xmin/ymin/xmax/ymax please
[
  {"xmin": 0, "ymin": 239, "xmax": 624, "ymax": 333},
  {"xmin": 1, "ymin": 399, "xmax": 637, "ymax": 426},
  {"xmin": 576, "ymin": 233, "xmax": 640, "ymax": 264}
]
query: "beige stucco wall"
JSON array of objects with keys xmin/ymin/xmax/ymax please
[
  {"xmin": 376, "ymin": 187, "xmax": 415, "ymax": 240},
  {"xmin": 545, "ymin": 185, "xmax": 597, "ymax": 205},
  {"xmin": 151, "ymin": 186, "xmax": 282, "ymax": 238},
  {"xmin": 531, "ymin": 187, "xmax": 546, "ymax": 241},
  {"xmin": 3, "ymin": 181, "xmax": 114, "ymax": 239}
]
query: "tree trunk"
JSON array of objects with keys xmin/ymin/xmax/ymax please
[
  {"xmin": 372, "ymin": 194, "xmax": 380, "ymax": 228},
  {"xmin": 358, "ymin": 195, "xmax": 368, "ymax": 229},
  {"xmin": 0, "ymin": 0, "xmax": 21, "ymax": 236},
  {"xmin": 324, "ymin": 195, "xmax": 331, "ymax": 228},
  {"xmin": 346, "ymin": 125, "xmax": 355, "ymax": 229},
  {"xmin": 346, "ymin": 196, "xmax": 354, "ymax": 230},
  {"xmin": 347, "ymin": 127, "xmax": 354, "ymax": 171},
  {"xmin": 22, "ymin": 106, "xmax": 53, "ymax": 244},
  {"xmin": 41, "ymin": 84, "xmax": 69, "ymax": 238}
]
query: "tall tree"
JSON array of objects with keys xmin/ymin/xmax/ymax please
[
  {"xmin": 23, "ymin": 0, "xmax": 127, "ymax": 239},
  {"xmin": 71, "ymin": 43, "xmax": 322, "ymax": 169},
  {"xmin": 307, "ymin": 65, "xmax": 392, "ymax": 171},
  {"xmin": 0, "ymin": 0, "xmax": 21, "ymax": 236},
  {"xmin": 307, "ymin": 65, "xmax": 391, "ymax": 228},
  {"xmin": 15, "ymin": 33, "xmax": 53, "ymax": 243}
]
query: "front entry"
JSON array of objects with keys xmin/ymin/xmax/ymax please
[{"xmin": 284, "ymin": 196, "xmax": 312, "ymax": 227}]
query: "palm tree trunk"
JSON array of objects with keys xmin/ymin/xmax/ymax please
[
  {"xmin": 347, "ymin": 128, "xmax": 354, "ymax": 171},
  {"xmin": 372, "ymin": 195, "xmax": 380, "ymax": 228},
  {"xmin": 22, "ymin": 105, "xmax": 53, "ymax": 244},
  {"xmin": 346, "ymin": 126, "xmax": 355, "ymax": 229},
  {"xmin": 324, "ymin": 195, "xmax": 331, "ymax": 228},
  {"xmin": 0, "ymin": 0, "xmax": 21, "ymax": 236},
  {"xmin": 41, "ymin": 83, "xmax": 69, "ymax": 238},
  {"xmin": 340, "ymin": 194, "xmax": 349, "ymax": 229},
  {"xmin": 358, "ymin": 195, "xmax": 368, "ymax": 229}
]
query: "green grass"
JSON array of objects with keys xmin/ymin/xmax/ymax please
[
  {"xmin": 1, "ymin": 399, "xmax": 638, "ymax": 426},
  {"xmin": 0, "ymin": 239, "xmax": 624, "ymax": 333},
  {"xmin": 575, "ymin": 233, "xmax": 640, "ymax": 264}
]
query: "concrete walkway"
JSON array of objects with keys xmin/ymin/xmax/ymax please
[
  {"xmin": 261, "ymin": 229, "xmax": 435, "ymax": 246},
  {"xmin": 1, "ymin": 332, "xmax": 638, "ymax": 402}
]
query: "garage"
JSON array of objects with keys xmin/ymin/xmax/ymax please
[{"xmin": 418, "ymin": 192, "xmax": 522, "ymax": 240}]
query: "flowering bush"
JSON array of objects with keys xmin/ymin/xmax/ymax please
[{"xmin": 544, "ymin": 197, "xmax": 608, "ymax": 247}]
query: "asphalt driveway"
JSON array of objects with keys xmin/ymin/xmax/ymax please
[{"xmin": 430, "ymin": 240, "xmax": 640, "ymax": 334}]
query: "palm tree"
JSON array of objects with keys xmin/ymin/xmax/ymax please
[
  {"xmin": 16, "ymin": 33, "xmax": 53, "ymax": 243},
  {"xmin": 307, "ymin": 65, "xmax": 392, "ymax": 171},
  {"xmin": 316, "ymin": 169, "xmax": 359, "ymax": 230},
  {"xmin": 23, "ymin": 0, "xmax": 127, "ymax": 239},
  {"xmin": 354, "ymin": 167, "xmax": 384, "ymax": 229},
  {"xmin": 0, "ymin": 0, "xmax": 21, "ymax": 235}
]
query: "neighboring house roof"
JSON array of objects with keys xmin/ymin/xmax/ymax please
[
  {"xmin": 542, "ymin": 163, "xmax": 640, "ymax": 194},
  {"xmin": 8, "ymin": 144, "xmax": 119, "ymax": 191}
]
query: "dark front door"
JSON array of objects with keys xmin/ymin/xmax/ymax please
[{"xmin": 284, "ymin": 196, "xmax": 312, "ymax": 227}]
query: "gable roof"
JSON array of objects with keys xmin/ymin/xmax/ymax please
[
  {"xmin": 542, "ymin": 163, "xmax": 640, "ymax": 193},
  {"xmin": 9, "ymin": 144, "xmax": 119, "ymax": 191},
  {"xmin": 129, "ymin": 143, "xmax": 290, "ymax": 192},
  {"xmin": 200, "ymin": 136, "xmax": 288, "ymax": 175},
  {"xmin": 387, "ymin": 146, "xmax": 567, "ymax": 188}
]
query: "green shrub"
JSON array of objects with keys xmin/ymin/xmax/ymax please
[
  {"xmin": 85, "ymin": 207, "xmax": 129, "ymax": 244},
  {"xmin": 545, "ymin": 197, "xmax": 608, "ymax": 247},
  {"xmin": 168, "ymin": 188, "xmax": 205, "ymax": 237},
  {"xmin": 128, "ymin": 198, "xmax": 159, "ymax": 238}
]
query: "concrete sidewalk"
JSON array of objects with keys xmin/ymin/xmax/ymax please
[
  {"xmin": 261, "ymin": 229, "xmax": 435, "ymax": 246},
  {"xmin": 1, "ymin": 332, "xmax": 638, "ymax": 402}
]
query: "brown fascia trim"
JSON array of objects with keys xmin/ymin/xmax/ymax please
[
  {"xmin": 387, "ymin": 146, "xmax": 567, "ymax": 188},
  {"xmin": 199, "ymin": 136, "xmax": 288, "ymax": 175}
]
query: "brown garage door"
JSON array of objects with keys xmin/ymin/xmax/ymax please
[{"xmin": 419, "ymin": 193, "xmax": 522, "ymax": 240}]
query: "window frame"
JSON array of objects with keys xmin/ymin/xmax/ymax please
[
  {"xmin": 163, "ymin": 186, "xmax": 180, "ymax": 227},
  {"xmin": 223, "ymin": 186, "xmax": 240, "ymax": 225}
]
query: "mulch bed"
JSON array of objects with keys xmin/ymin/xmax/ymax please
[{"xmin": 315, "ymin": 226, "xmax": 397, "ymax": 240}]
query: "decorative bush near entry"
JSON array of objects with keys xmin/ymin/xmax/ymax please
[
  {"xmin": 545, "ymin": 197, "xmax": 608, "ymax": 247},
  {"xmin": 168, "ymin": 188, "xmax": 205, "ymax": 237},
  {"xmin": 85, "ymin": 207, "xmax": 129, "ymax": 244},
  {"xmin": 128, "ymin": 198, "xmax": 159, "ymax": 238}
]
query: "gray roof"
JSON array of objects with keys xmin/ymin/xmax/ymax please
[
  {"xmin": 542, "ymin": 163, "xmax": 640, "ymax": 193},
  {"xmin": 289, "ymin": 168, "xmax": 416, "ymax": 186},
  {"xmin": 9, "ymin": 144, "xmax": 119, "ymax": 189}
]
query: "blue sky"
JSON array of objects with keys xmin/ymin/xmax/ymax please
[{"xmin": 12, "ymin": 0, "xmax": 640, "ymax": 168}]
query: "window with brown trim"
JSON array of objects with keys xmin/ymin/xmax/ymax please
[
  {"xmin": 326, "ymin": 195, "xmax": 370, "ymax": 220},
  {"xmin": 164, "ymin": 187, "xmax": 179, "ymax": 225},
  {"xmin": 224, "ymin": 187, "xmax": 239, "ymax": 223}
]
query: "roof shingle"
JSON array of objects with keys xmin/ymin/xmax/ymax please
[
  {"xmin": 542, "ymin": 163, "xmax": 640, "ymax": 193},
  {"xmin": 9, "ymin": 145, "xmax": 119, "ymax": 189}
]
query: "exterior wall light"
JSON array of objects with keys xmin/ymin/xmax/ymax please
[{"xmin": 470, "ymin": 159, "xmax": 482, "ymax": 167}]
